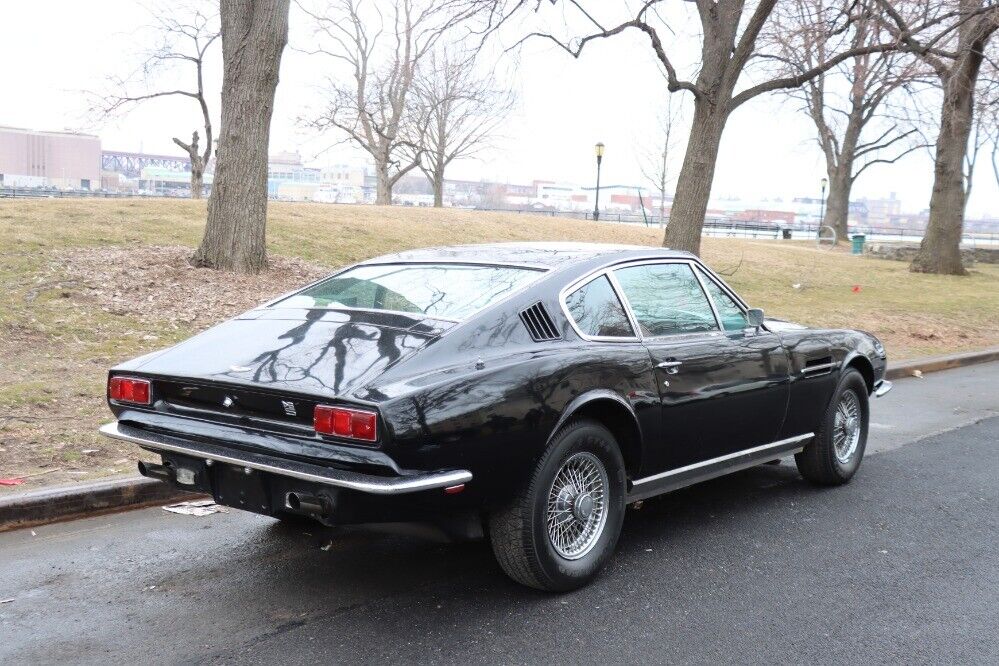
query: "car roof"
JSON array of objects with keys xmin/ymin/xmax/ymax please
[{"xmin": 362, "ymin": 242, "xmax": 694, "ymax": 270}]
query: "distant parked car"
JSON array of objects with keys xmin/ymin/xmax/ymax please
[{"xmin": 102, "ymin": 243, "xmax": 891, "ymax": 591}]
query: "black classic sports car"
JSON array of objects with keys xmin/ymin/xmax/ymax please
[{"xmin": 102, "ymin": 242, "xmax": 891, "ymax": 591}]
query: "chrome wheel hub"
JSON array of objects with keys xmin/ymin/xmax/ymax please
[
  {"xmin": 833, "ymin": 390, "xmax": 862, "ymax": 463},
  {"xmin": 546, "ymin": 452, "xmax": 609, "ymax": 560}
]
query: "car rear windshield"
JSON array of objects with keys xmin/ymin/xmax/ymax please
[{"xmin": 274, "ymin": 263, "xmax": 544, "ymax": 321}]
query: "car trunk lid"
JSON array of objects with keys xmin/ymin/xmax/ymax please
[{"xmin": 129, "ymin": 308, "xmax": 451, "ymax": 414}]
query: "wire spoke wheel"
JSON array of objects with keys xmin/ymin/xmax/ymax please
[
  {"xmin": 833, "ymin": 389, "xmax": 862, "ymax": 463},
  {"xmin": 546, "ymin": 452, "xmax": 609, "ymax": 560}
]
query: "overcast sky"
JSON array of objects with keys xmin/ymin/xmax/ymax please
[{"xmin": 3, "ymin": 1, "xmax": 997, "ymax": 217}]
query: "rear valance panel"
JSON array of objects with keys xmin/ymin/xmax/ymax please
[{"xmin": 155, "ymin": 379, "xmax": 318, "ymax": 429}]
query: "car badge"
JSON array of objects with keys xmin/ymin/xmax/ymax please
[
  {"xmin": 229, "ymin": 365, "xmax": 252, "ymax": 373},
  {"xmin": 281, "ymin": 400, "xmax": 297, "ymax": 417},
  {"xmin": 222, "ymin": 396, "xmax": 235, "ymax": 408}
]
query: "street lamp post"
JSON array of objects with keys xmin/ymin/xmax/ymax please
[
  {"xmin": 593, "ymin": 142, "xmax": 605, "ymax": 221},
  {"xmin": 818, "ymin": 177, "xmax": 828, "ymax": 237}
]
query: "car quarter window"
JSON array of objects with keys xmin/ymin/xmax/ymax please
[
  {"xmin": 613, "ymin": 263, "xmax": 719, "ymax": 336},
  {"xmin": 695, "ymin": 265, "xmax": 749, "ymax": 332},
  {"xmin": 564, "ymin": 275, "xmax": 635, "ymax": 338}
]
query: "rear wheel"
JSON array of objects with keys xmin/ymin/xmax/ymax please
[
  {"xmin": 795, "ymin": 368, "xmax": 869, "ymax": 485},
  {"xmin": 488, "ymin": 418, "xmax": 626, "ymax": 591}
]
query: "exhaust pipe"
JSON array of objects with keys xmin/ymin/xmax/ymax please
[
  {"xmin": 137, "ymin": 460, "xmax": 173, "ymax": 482},
  {"xmin": 285, "ymin": 491, "xmax": 332, "ymax": 518}
]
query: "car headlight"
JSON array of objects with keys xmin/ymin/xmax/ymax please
[{"xmin": 872, "ymin": 337, "xmax": 887, "ymax": 359}]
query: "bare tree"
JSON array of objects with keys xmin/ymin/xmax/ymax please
[
  {"xmin": 993, "ymin": 117, "xmax": 999, "ymax": 193},
  {"xmin": 412, "ymin": 50, "xmax": 515, "ymax": 207},
  {"xmin": 639, "ymin": 95, "xmax": 684, "ymax": 228},
  {"xmin": 500, "ymin": 1, "xmax": 964, "ymax": 255},
  {"xmin": 191, "ymin": 0, "xmax": 290, "ymax": 274},
  {"xmin": 965, "ymin": 69, "xmax": 999, "ymax": 208},
  {"xmin": 95, "ymin": 4, "xmax": 218, "ymax": 198},
  {"xmin": 770, "ymin": 1, "xmax": 924, "ymax": 242},
  {"xmin": 303, "ymin": 0, "xmax": 486, "ymax": 205},
  {"xmin": 878, "ymin": 0, "xmax": 999, "ymax": 275}
]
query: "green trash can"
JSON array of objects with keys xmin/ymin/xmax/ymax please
[{"xmin": 851, "ymin": 233, "xmax": 866, "ymax": 255}]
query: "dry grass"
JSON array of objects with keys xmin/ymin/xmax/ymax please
[{"xmin": 2, "ymin": 198, "xmax": 998, "ymax": 492}]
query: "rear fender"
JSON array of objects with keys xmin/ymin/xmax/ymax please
[{"xmin": 550, "ymin": 390, "xmax": 644, "ymax": 477}]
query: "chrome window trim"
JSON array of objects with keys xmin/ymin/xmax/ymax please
[
  {"xmin": 605, "ymin": 270, "xmax": 644, "ymax": 339},
  {"xmin": 689, "ymin": 259, "xmax": 752, "ymax": 312},
  {"xmin": 640, "ymin": 329, "xmax": 727, "ymax": 343},
  {"xmin": 558, "ymin": 272, "xmax": 640, "ymax": 342},
  {"xmin": 610, "ymin": 259, "xmax": 723, "ymax": 338},
  {"xmin": 689, "ymin": 262, "xmax": 724, "ymax": 330},
  {"xmin": 559, "ymin": 255, "xmax": 736, "ymax": 343}
]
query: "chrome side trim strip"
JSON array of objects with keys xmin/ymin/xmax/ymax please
[
  {"xmin": 801, "ymin": 362, "xmax": 837, "ymax": 375},
  {"xmin": 100, "ymin": 421, "xmax": 472, "ymax": 495},
  {"xmin": 627, "ymin": 433, "xmax": 814, "ymax": 502}
]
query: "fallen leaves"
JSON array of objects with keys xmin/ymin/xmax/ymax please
[{"xmin": 55, "ymin": 245, "xmax": 330, "ymax": 332}]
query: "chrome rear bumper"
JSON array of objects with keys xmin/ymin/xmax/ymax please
[
  {"xmin": 873, "ymin": 379, "xmax": 893, "ymax": 397},
  {"xmin": 99, "ymin": 421, "xmax": 471, "ymax": 495}
]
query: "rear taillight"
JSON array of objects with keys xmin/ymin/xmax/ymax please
[
  {"xmin": 108, "ymin": 376, "xmax": 151, "ymax": 405},
  {"xmin": 314, "ymin": 405, "xmax": 378, "ymax": 442}
]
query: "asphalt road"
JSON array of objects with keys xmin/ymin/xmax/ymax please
[{"xmin": 2, "ymin": 363, "xmax": 997, "ymax": 665}]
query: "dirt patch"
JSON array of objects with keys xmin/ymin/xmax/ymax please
[
  {"xmin": 55, "ymin": 245, "xmax": 331, "ymax": 331},
  {"xmin": 0, "ymin": 245, "xmax": 331, "ymax": 493}
]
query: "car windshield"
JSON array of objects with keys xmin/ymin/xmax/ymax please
[{"xmin": 274, "ymin": 263, "xmax": 544, "ymax": 320}]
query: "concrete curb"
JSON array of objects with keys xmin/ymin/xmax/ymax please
[
  {"xmin": 886, "ymin": 346, "xmax": 999, "ymax": 380},
  {"xmin": 1, "ymin": 348, "xmax": 996, "ymax": 532},
  {"xmin": 0, "ymin": 476, "xmax": 197, "ymax": 533}
]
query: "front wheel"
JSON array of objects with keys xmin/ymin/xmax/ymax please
[
  {"xmin": 488, "ymin": 418, "xmax": 626, "ymax": 591},
  {"xmin": 795, "ymin": 368, "xmax": 869, "ymax": 485}
]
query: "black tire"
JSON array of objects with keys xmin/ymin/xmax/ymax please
[
  {"xmin": 795, "ymin": 368, "xmax": 869, "ymax": 485},
  {"xmin": 488, "ymin": 418, "xmax": 626, "ymax": 592}
]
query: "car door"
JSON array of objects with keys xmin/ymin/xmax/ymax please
[
  {"xmin": 610, "ymin": 261, "xmax": 790, "ymax": 472},
  {"xmin": 691, "ymin": 263, "xmax": 792, "ymax": 453}
]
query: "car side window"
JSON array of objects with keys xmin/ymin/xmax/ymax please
[
  {"xmin": 695, "ymin": 266, "xmax": 749, "ymax": 332},
  {"xmin": 613, "ymin": 263, "xmax": 719, "ymax": 336},
  {"xmin": 564, "ymin": 275, "xmax": 635, "ymax": 338}
]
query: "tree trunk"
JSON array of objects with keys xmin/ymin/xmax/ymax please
[
  {"xmin": 432, "ymin": 173, "xmax": 444, "ymax": 207},
  {"xmin": 375, "ymin": 162, "xmax": 392, "ymax": 205},
  {"xmin": 663, "ymin": 101, "xmax": 727, "ymax": 255},
  {"xmin": 910, "ymin": 88, "xmax": 971, "ymax": 275},
  {"xmin": 824, "ymin": 168, "xmax": 852, "ymax": 243},
  {"xmin": 431, "ymin": 152, "xmax": 445, "ymax": 207},
  {"xmin": 910, "ymin": 9, "xmax": 991, "ymax": 276},
  {"xmin": 191, "ymin": 0, "xmax": 289, "ymax": 274},
  {"xmin": 190, "ymin": 162, "xmax": 204, "ymax": 200},
  {"xmin": 910, "ymin": 91, "xmax": 980, "ymax": 274}
]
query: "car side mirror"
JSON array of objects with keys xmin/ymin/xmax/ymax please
[{"xmin": 746, "ymin": 308, "xmax": 765, "ymax": 329}]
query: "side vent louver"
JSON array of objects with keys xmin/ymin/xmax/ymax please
[{"xmin": 519, "ymin": 302, "xmax": 562, "ymax": 342}]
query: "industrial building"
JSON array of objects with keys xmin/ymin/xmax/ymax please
[{"xmin": 0, "ymin": 126, "xmax": 101, "ymax": 190}]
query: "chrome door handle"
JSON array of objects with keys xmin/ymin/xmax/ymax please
[{"xmin": 657, "ymin": 360, "xmax": 682, "ymax": 374}]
